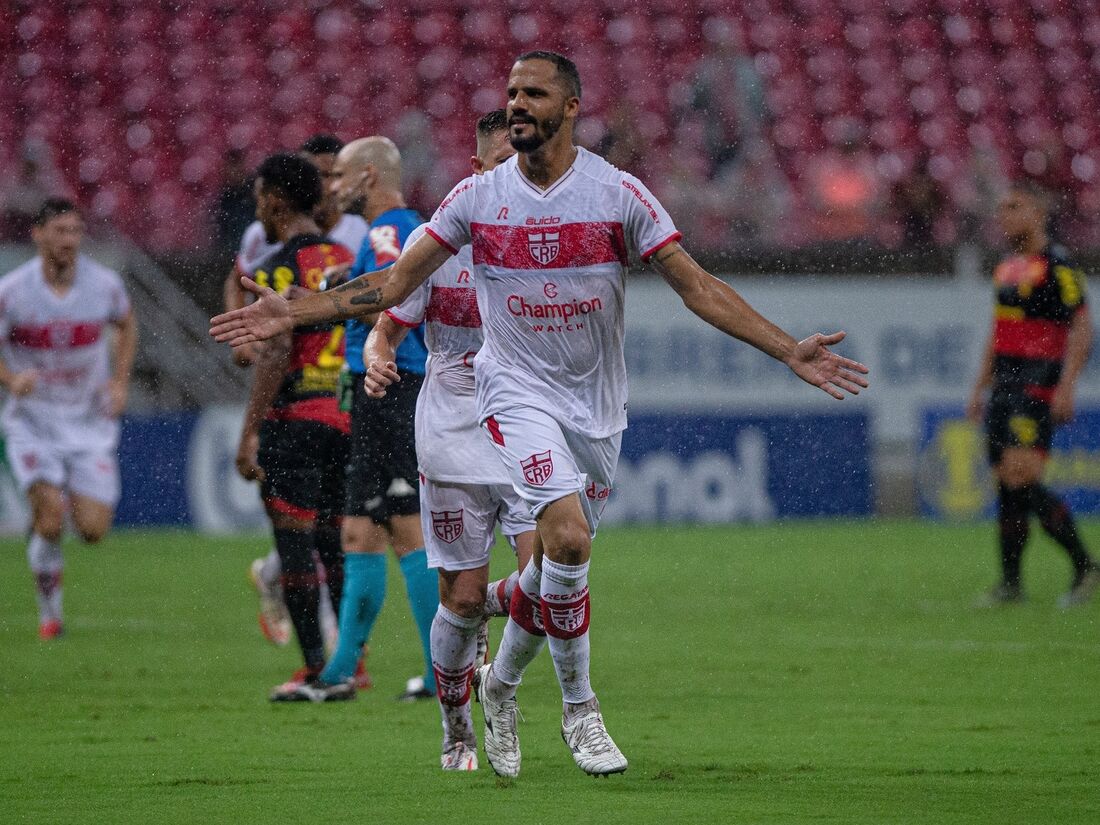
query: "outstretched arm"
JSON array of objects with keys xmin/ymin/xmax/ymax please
[
  {"xmin": 649, "ymin": 242, "xmax": 869, "ymax": 399},
  {"xmin": 210, "ymin": 233, "xmax": 452, "ymax": 349},
  {"xmin": 363, "ymin": 313, "xmax": 412, "ymax": 398}
]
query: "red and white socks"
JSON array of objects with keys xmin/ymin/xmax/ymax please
[
  {"xmin": 485, "ymin": 561, "xmax": 547, "ymax": 701},
  {"xmin": 28, "ymin": 533, "xmax": 63, "ymax": 627},
  {"xmin": 484, "ymin": 570, "xmax": 519, "ymax": 617},
  {"xmin": 540, "ymin": 558, "xmax": 594, "ymax": 705},
  {"xmin": 431, "ymin": 604, "xmax": 480, "ymax": 748}
]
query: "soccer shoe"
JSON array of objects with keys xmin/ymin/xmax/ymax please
[
  {"xmin": 561, "ymin": 705, "xmax": 628, "ymax": 776},
  {"xmin": 974, "ymin": 582, "xmax": 1025, "ymax": 607},
  {"xmin": 473, "ymin": 663, "xmax": 520, "ymax": 778},
  {"xmin": 1058, "ymin": 567, "xmax": 1100, "ymax": 609},
  {"xmin": 475, "ymin": 618, "xmax": 490, "ymax": 665},
  {"xmin": 38, "ymin": 619, "xmax": 64, "ymax": 641},
  {"xmin": 294, "ymin": 678, "xmax": 356, "ymax": 703},
  {"xmin": 395, "ymin": 675, "xmax": 435, "ymax": 702},
  {"xmin": 269, "ymin": 666, "xmax": 322, "ymax": 702},
  {"xmin": 441, "ymin": 741, "xmax": 479, "ymax": 772},
  {"xmin": 249, "ymin": 558, "xmax": 291, "ymax": 646}
]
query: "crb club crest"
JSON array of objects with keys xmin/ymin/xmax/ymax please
[
  {"xmin": 548, "ymin": 602, "xmax": 588, "ymax": 633},
  {"xmin": 431, "ymin": 509, "xmax": 464, "ymax": 544},
  {"xmin": 521, "ymin": 450, "xmax": 554, "ymax": 486},
  {"xmin": 527, "ymin": 231, "xmax": 560, "ymax": 265}
]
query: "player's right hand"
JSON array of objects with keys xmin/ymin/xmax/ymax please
[
  {"xmin": 363, "ymin": 360, "xmax": 400, "ymax": 398},
  {"xmin": 210, "ymin": 278, "xmax": 293, "ymax": 349},
  {"xmin": 7, "ymin": 371, "xmax": 37, "ymax": 396},
  {"xmin": 236, "ymin": 432, "xmax": 265, "ymax": 482}
]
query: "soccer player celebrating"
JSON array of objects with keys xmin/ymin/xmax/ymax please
[
  {"xmin": 234, "ymin": 154, "xmax": 355, "ymax": 699},
  {"xmin": 358, "ymin": 110, "xmax": 537, "ymax": 771},
  {"xmin": 967, "ymin": 183, "xmax": 1100, "ymax": 608},
  {"xmin": 0, "ymin": 198, "xmax": 136, "ymax": 640},
  {"xmin": 212, "ymin": 51, "xmax": 868, "ymax": 774}
]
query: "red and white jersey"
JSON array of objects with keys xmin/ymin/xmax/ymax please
[
  {"xmin": 387, "ymin": 225, "xmax": 505, "ymax": 484},
  {"xmin": 0, "ymin": 255, "xmax": 130, "ymax": 449},
  {"xmin": 236, "ymin": 214, "xmax": 369, "ymax": 275},
  {"xmin": 425, "ymin": 148, "xmax": 680, "ymax": 438}
]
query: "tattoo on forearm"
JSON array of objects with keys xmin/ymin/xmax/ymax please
[
  {"xmin": 349, "ymin": 289, "xmax": 383, "ymax": 307},
  {"xmin": 333, "ymin": 278, "xmax": 372, "ymax": 294}
]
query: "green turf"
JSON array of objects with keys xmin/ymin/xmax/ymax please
[{"xmin": 1, "ymin": 522, "xmax": 1098, "ymax": 824}]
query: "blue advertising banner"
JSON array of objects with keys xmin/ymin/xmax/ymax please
[
  {"xmin": 0, "ymin": 408, "xmax": 873, "ymax": 533},
  {"xmin": 917, "ymin": 406, "xmax": 1100, "ymax": 520}
]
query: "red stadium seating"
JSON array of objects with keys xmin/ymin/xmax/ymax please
[{"xmin": 3, "ymin": 0, "xmax": 1099, "ymax": 249}]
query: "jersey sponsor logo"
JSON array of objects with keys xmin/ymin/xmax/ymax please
[
  {"xmin": 369, "ymin": 226, "xmax": 402, "ymax": 266},
  {"xmin": 526, "ymin": 216, "xmax": 561, "ymax": 226},
  {"xmin": 585, "ymin": 481, "xmax": 611, "ymax": 502},
  {"xmin": 521, "ymin": 450, "xmax": 554, "ymax": 486},
  {"xmin": 621, "ymin": 179, "xmax": 660, "ymax": 222},
  {"xmin": 507, "ymin": 294, "xmax": 603, "ymax": 322},
  {"xmin": 528, "ymin": 231, "xmax": 560, "ymax": 265},
  {"xmin": 431, "ymin": 509, "xmax": 465, "ymax": 544},
  {"xmin": 497, "ymin": 206, "xmax": 509, "ymax": 220},
  {"xmin": 471, "ymin": 222, "xmax": 628, "ymax": 270},
  {"xmin": 456, "ymin": 268, "xmax": 471, "ymax": 284},
  {"xmin": 544, "ymin": 282, "xmax": 558, "ymax": 299}
]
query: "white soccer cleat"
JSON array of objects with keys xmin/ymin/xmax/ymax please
[
  {"xmin": 441, "ymin": 741, "xmax": 479, "ymax": 772},
  {"xmin": 561, "ymin": 707, "xmax": 628, "ymax": 776},
  {"xmin": 249, "ymin": 557, "xmax": 291, "ymax": 646},
  {"xmin": 473, "ymin": 663, "xmax": 520, "ymax": 778}
]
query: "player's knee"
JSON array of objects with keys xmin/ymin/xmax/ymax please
[
  {"xmin": 540, "ymin": 522, "xmax": 591, "ymax": 566},
  {"xmin": 342, "ymin": 517, "xmax": 386, "ymax": 553},
  {"xmin": 77, "ymin": 522, "xmax": 109, "ymax": 544},
  {"xmin": 33, "ymin": 513, "xmax": 64, "ymax": 543},
  {"xmin": 443, "ymin": 591, "xmax": 485, "ymax": 619}
]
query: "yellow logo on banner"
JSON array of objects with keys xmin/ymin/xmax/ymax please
[{"xmin": 933, "ymin": 420, "xmax": 990, "ymax": 519}]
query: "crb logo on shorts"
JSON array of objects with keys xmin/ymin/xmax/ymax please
[
  {"xmin": 431, "ymin": 509, "xmax": 464, "ymax": 544},
  {"xmin": 521, "ymin": 450, "xmax": 554, "ymax": 486}
]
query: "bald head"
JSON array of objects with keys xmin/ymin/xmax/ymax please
[{"xmin": 339, "ymin": 136, "xmax": 401, "ymax": 187}]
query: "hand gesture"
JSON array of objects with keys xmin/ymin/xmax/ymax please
[
  {"xmin": 236, "ymin": 431, "xmax": 265, "ymax": 482},
  {"xmin": 210, "ymin": 278, "xmax": 292, "ymax": 349},
  {"xmin": 785, "ymin": 332, "xmax": 869, "ymax": 400},
  {"xmin": 363, "ymin": 359, "xmax": 401, "ymax": 399}
]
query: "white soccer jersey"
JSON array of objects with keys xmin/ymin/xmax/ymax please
[
  {"xmin": 0, "ymin": 255, "xmax": 131, "ymax": 450},
  {"xmin": 236, "ymin": 214, "xmax": 369, "ymax": 275},
  {"xmin": 425, "ymin": 148, "xmax": 680, "ymax": 439},
  {"xmin": 386, "ymin": 225, "xmax": 506, "ymax": 484}
]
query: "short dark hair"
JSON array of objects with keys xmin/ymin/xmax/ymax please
[
  {"xmin": 515, "ymin": 50, "xmax": 582, "ymax": 100},
  {"xmin": 476, "ymin": 109, "xmax": 509, "ymax": 137},
  {"xmin": 33, "ymin": 198, "xmax": 79, "ymax": 226},
  {"xmin": 257, "ymin": 153, "xmax": 322, "ymax": 214},
  {"xmin": 299, "ymin": 133, "xmax": 344, "ymax": 156}
]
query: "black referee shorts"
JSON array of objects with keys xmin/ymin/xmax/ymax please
[{"xmin": 344, "ymin": 369, "xmax": 423, "ymax": 522}]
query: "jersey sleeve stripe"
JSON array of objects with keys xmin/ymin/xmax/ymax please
[
  {"xmin": 425, "ymin": 227, "xmax": 459, "ymax": 255},
  {"xmin": 385, "ymin": 309, "xmax": 421, "ymax": 328},
  {"xmin": 640, "ymin": 232, "xmax": 683, "ymax": 262}
]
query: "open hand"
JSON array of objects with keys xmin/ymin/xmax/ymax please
[
  {"xmin": 210, "ymin": 278, "xmax": 293, "ymax": 349},
  {"xmin": 785, "ymin": 331, "xmax": 870, "ymax": 400}
]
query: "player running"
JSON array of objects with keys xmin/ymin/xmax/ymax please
[
  {"xmin": 234, "ymin": 153, "xmax": 355, "ymax": 699},
  {"xmin": 0, "ymin": 198, "xmax": 136, "ymax": 640},
  {"xmin": 211, "ymin": 51, "xmax": 869, "ymax": 775},
  {"xmin": 967, "ymin": 182, "xmax": 1100, "ymax": 607},
  {"xmin": 354, "ymin": 110, "xmax": 537, "ymax": 771}
]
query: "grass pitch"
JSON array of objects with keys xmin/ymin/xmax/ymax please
[{"xmin": 1, "ymin": 522, "xmax": 1098, "ymax": 824}]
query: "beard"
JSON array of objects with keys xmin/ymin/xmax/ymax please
[{"xmin": 509, "ymin": 110, "xmax": 564, "ymax": 153}]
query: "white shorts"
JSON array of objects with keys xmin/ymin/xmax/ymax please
[
  {"xmin": 420, "ymin": 476, "xmax": 536, "ymax": 571},
  {"xmin": 4, "ymin": 431, "xmax": 121, "ymax": 506},
  {"xmin": 482, "ymin": 407, "xmax": 621, "ymax": 536}
]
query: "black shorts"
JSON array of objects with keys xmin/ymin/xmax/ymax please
[
  {"xmin": 985, "ymin": 390, "xmax": 1054, "ymax": 465},
  {"xmin": 259, "ymin": 418, "xmax": 348, "ymax": 521},
  {"xmin": 344, "ymin": 370, "xmax": 423, "ymax": 522}
]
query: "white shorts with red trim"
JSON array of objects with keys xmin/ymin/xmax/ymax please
[
  {"xmin": 481, "ymin": 406, "xmax": 620, "ymax": 537},
  {"xmin": 420, "ymin": 476, "xmax": 535, "ymax": 571},
  {"xmin": 4, "ymin": 426, "xmax": 120, "ymax": 506}
]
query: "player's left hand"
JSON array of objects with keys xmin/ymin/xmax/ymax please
[
  {"xmin": 236, "ymin": 432, "xmax": 265, "ymax": 482},
  {"xmin": 785, "ymin": 331, "xmax": 870, "ymax": 400},
  {"xmin": 1051, "ymin": 383, "xmax": 1075, "ymax": 424},
  {"xmin": 104, "ymin": 378, "xmax": 128, "ymax": 417}
]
